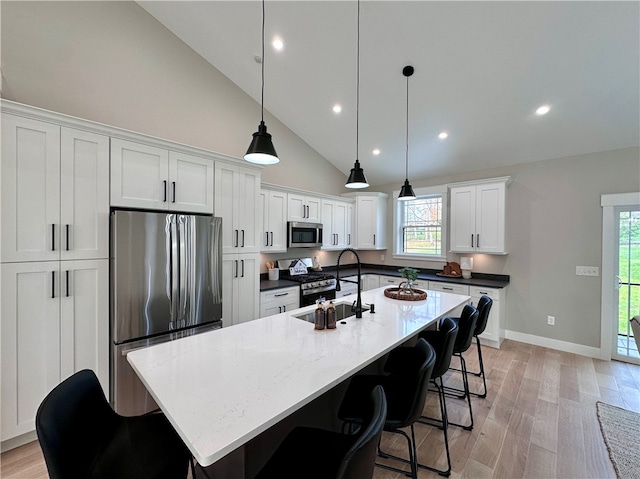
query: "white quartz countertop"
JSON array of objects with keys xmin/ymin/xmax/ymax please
[{"xmin": 127, "ymin": 286, "xmax": 469, "ymax": 467}]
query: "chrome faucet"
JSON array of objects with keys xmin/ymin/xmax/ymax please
[{"xmin": 335, "ymin": 248, "xmax": 363, "ymax": 318}]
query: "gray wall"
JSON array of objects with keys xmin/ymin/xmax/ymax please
[
  {"xmin": 0, "ymin": 1, "xmax": 348, "ymax": 195},
  {"xmin": 3, "ymin": 1, "xmax": 639, "ymax": 351}
]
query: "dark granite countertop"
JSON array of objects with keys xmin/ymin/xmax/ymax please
[{"xmin": 260, "ymin": 263, "xmax": 509, "ymax": 292}]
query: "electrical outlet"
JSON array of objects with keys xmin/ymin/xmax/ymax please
[
  {"xmin": 547, "ymin": 315, "xmax": 555, "ymax": 326},
  {"xmin": 576, "ymin": 266, "xmax": 599, "ymax": 276},
  {"xmin": 381, "ymin": 254, "xmax": 385, "ymax": 261}
]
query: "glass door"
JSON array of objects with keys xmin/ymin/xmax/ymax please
[{"xmin": 613, "ymin": 207, "xmax": 640, "ymax": 363}]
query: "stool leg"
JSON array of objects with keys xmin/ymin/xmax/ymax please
[
  {"xmin": 475, "ymin": 336, "xmax": 488, "ymax": 398},
  {"xmin": 447, "ymin": 354, "xmax": 474, "ymax": 431}
]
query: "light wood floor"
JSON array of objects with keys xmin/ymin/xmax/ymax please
[{"xmin": 2, "ymin": 339, "xmax": 639, "ymax": 479}]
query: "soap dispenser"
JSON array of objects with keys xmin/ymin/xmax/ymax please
[
  {"xmin": 314, "ymin": 300, "xmax": 325, "ymax": 330},
  {"xmin": 326, "ymin": 301, "xmax": 336, "ymax": 329}
]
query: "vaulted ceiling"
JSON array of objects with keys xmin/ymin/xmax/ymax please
[{"xmin": 139, "ymin": 1, "xmax": 639, "ymax": 187}]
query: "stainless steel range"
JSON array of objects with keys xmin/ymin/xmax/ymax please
[{"xmin": 277, "ymin": 258, "xmax": 337, "ymax": 306}]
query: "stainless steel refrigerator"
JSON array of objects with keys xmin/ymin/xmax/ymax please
[{"xmin": 110, "ymin": 210, "xmax": 222, "ymax": 416}]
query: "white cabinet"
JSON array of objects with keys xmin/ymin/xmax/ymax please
[
  {"xmin": 321, "ymin": 199, "xmax": 353, "ymax": 250},
  {"xmin": 1, "ymin": 259, "xmax": 108, "ymax": 441},
  {"xmin": 428, "ymin": 281, "xmax": 469, "ymax": 317},
  {"xmin": 259, "ymin": 286, "xmax": 299, "ymax": 317},
  {"xmin": 1, "ymin": 115, "xmax": 109, "ymax": 262},
  {"xmin": 379, "ymin": 275, "xmax": 402, "ymax": 286},
  {"xmin": 449, "ymin": 178, "xmax": 510, "ymax": 254},
  {"xmin": 469, "ymin": 286, "xmax": 506, "ymax": 349},
  {"xmin": 337, "ymin": 275, "xmax": 361, "ymax": 298},
  {"xmin": 111, "ymin": 139, "xmax": 214, "ymax": 214},
  {"xmin": 344, "ymin": 193, "xmax": 388, "ymax": 250},
  {"xmin": 222, "ymin": 254, "xmax": 259, "ymax": 326},
  {"xmin": 288, "ymin": 194, "xmax": 321, "ymax": 223},
  {"xmin": 363, "ymin": 274, "xmax": 380, "ymax": 291},
  {"xmin": 260, "ymin": 189, "xmax": 287, "ymax": 253},
  {"xmin": 215, "ymin": 163, "xmax": 261, "ymax": 255}
]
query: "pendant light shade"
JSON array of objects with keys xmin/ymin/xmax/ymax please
[
  {"xmin": 345, "ymin": 0, "xmax": 369, "ymax": 189},
  {"xmin": 244, "ymin": 0, "xmax": 279, "ymax": 165},
  {"xmin": 398, "ymin": 65, "xmax": 416, "ymax": 201}
]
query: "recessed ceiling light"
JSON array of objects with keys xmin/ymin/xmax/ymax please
[
  {"xmin": 333, "ymin": 104, "xmax": 342, "ymax": 113},
  {"xmin": 438, "ymin": 132, "xmax": 448, "ymax": 139},
  {"xmin": 272, "ymin": 37, "xmax": 284, "ymax": 51},
  {"xmin": 536, "ymin": 105, "xmax": 551, "ymax": 116},
  {"xmin": 372, "ymin": 149, "xmax": 380, "ymax": 155}
]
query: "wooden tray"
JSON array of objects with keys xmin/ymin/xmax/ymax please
[
  {"xmin": 435, "ymin": 272, "xmax": 462, "ymax": 278},
  {"xmin": 384, "ymin": 287, "xmax": 428, "ymax": 301}
]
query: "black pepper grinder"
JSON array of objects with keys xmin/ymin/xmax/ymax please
[
  {"xmin": 326, "ymin": 301, "xmax": 336, "ymax": 329},
  {"xmin": 314, "ymin": 301, "xmax": 325, "ymax": 330}
]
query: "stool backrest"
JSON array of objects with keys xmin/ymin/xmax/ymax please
[
  {"xmin": 431, "ymin": 317, "xmax": 459, "ymax": 379},
  {"xmin": 454, "ymin": 304, "xmax": 479, "ymax": 353},
  {"xmin": 337, "ymin": 385, "xmax": 387, "ymax": 479},
  {"xmin": 474, "ymin": 295, "xmax": 493, "ymax": 336},
  {"xmin": 36, "ymin": 370, "xmax": 118, "ymax": 479}
]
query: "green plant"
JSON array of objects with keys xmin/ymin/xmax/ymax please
[{"xmin": 399, "ymin": 267, "xmax": 419, "ymax": 282}]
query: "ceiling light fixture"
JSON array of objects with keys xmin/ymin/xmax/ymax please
[
  {"xmin": 272, "ymin": 37, "xmax": 284, "ymax": 51},
  {"xmin": 536, "ymin": 104, "xmax": 551, "ymax": 116},
  {"xmin": 372, "ymin": 149, "xmax": 380, "ymax": 155},
  {"xmin": 244, "ymin": 0, "xmax": 279, "ymax": 165},
  {"xmin": 398, "ymin": 65, "xmax": 416, "ymax": 201},
  {"xmin": 438, "ymin": 131, "xmax": 448, "ymax": 139},
  {"xmin": 345, "ymin": 0, "xmax": 368, "ymax": 189},
  {"xmin": 333, "ymin": 104, "xmax": 342, "ymax": 113}
]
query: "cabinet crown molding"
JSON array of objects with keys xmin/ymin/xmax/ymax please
[
  {"xmin": 447, "ymin": 176, "xmax": 512, "ymax": 189},
  {"xmin": 261, "ymin": 182, "xmax": 355, "ymax": 203}
]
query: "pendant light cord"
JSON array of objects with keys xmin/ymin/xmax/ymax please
[
  {"xmin": 356, "ymin": 0, "xmax": 360, "ymax": 162},
  {"xmin": 261, "ymin": 0, "xmax": 266, "ymax": 123},
  {"xmin": 405, "ymin": 73, "xmax": 409, "ymax": 179}
]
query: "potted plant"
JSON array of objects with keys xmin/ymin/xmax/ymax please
[{"xmin": 398, "ymin": 267, "xmax": 419, "ymax": 293}]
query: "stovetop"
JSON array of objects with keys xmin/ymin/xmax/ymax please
[{"xmin": 285, "ymin": 272, "xmax": 336, "ymax": 284}]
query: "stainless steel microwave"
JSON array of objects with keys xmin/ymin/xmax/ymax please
[{"xmin": 287, "ymin": 222, "xmax": 323, "ymax": 248}]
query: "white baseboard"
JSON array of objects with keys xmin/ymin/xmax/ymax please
[
  {"xmin": 1, "ymin": 430, "xmax": 37, "ymax": 453},
  {"xmin": 505, "ymin": 330, "xmax": 602, "ymax": 359}
]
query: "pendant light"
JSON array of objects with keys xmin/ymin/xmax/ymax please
[
  {"xmin": 398, "ymin": 65, "xmax": 416, "ymax": 200},
  {"xmin": 244, "ymin": 0, "xmax": 279, "ymax": 165},
  {"xmin": 345, "ymin": 0, "xmax": 369, "ymax": 189}
]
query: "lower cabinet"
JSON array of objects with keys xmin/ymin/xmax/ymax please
[
  {"xmin": 259, "ymin": 287, "xmax": 299, "ymax": 317},
  {"xmin": 337, "ymin": 276, "xmax": 360, "ymax": 298},
  {"xmin": 222, "ymin": 254, "xmax": 259, "ymax": 326},
  {"xmin": 362, "ymin": 274, "xmax": 380, "ymax": 291},
  {"xmin": 1, "ymin": 259, "xmax": 108, "ymax": 441},
  {"xmin": 469, "ymin": 286, "xmax": 505, "ymax": 348},
  {"xmin": 428, "ymin": 281, "xmax": 469, "ymax": 318}
]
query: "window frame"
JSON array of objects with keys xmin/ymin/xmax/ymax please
[{"xmin": 392, "ymin": 185, "xmax": 448, "ymax": 261}]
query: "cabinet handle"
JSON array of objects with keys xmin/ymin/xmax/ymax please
[
  {"xmin": 265, "ymin": 232, "xmax": 269, "ymax": 247},
  {"xmin": 66, "ymin": 270, "xmax": 70, "ymax": 297},
  {"xmin": 348, "ymin": 234, "xmax": 351, "ymax": 245},
  {"xmin": 471, "ymin": 234, "xmax": 474, "ymax": 248},
  {"xmin": 172, "ymin": 181, "xmax": 176, "ymax": 203},
  {"xmin": 476, "ymin": 234, "xmax": 480, "ymax": 248},
  {"xmin": 51, "ymin": 224, "xmax": 56, "ymax": 251},
  {"xmin": 283, "ymin": 305, "xmax": 287, "ymax": 312},
  {"xmin": 306, "ymin": 205, "xmax": 310, "ymax": 218},
  {"xmin": 51, "ymin": 271, "xmax": 55, "ymax": 299},
  {"xmin": 241, "ymin": 260, "xmax": 245, "ymax": 277},
  {"xmin": 163, "ymin": 180, "xmax": 167, "ymax": 202},
  {"xmin": 373, "ymin": 234, "xmax": 376, "ymax": 245},
  {"xmin": 270, "ymin": 232, "xmax": 273, "ymax": 246},
  {"xmin": 443, "ymin": 287, "xmax": 453, "ymax": 291},
  {"xmin": 235, "ymin": 230, "xmax": 239, "ymax": 247},
  {"xmin": 241, "ymin": 230, "xmax": 245, "ymax": 247},
  {"xmin": 278, "ymin": 306, "xmax": 282, "ymax": 313},
  {"xmin": 274, "ymin": 292, "xmax": 289, "ymax": 297},
  {"xmin": 234, "ymin": 260, "xmax": 238, "ymax": 278},
  {"xmin": 65, "ymin": 224, "xmax": 70, "ymax": 251}
]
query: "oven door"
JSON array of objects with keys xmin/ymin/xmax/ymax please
[
  {"xmin": 288, "ymin": 222, "xmax": 323, "ymax": 248},
  {"xmin": 301, "ymin": 288, "xmax": 336, "ymax": 307}
]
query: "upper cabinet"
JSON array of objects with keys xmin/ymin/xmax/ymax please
[
  {"xmin": 110, "ymin": 139, "xmax": 214, "ymax": 214},
  {"xmin": 215, "ymin": 162, "xmax": 261, "ymax": 255},
  {"xmin": 288, "ymin": 193, "xmax": 321, "ymax": 223},
  {"xmin": 260, "ymin": 189, "xmax": 287, "ymax": 253},
  {"xmin": 1, "ymin": 115, "xmax": 109, "ymax": 263},
  {"xmin": 449, "ymin": 177, "xmax": 510, "ymax": 254},
  {"xmin": 344, "ymin": 192, "xmax": 388, "ymax": 250},
  {"xmin": 321, "ymin": 198, "xmax": 353, "ymax": 250}
]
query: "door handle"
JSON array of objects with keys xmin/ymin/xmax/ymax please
[
  {"xmin": 65, "ymin": 224, "xmax": 70, "ymax": 251},
  {"xmin": 241, "ymin": 260, "xmax": 245, "ymax": 277},
  {"xmin": 283, "ymin": 305, "xmax": 287, "ymax": 312},
  {"xmin": 241, "ymin": 230, "xmax": 245, "ymax": 247},
  {"xmin": 172, "ymin": 181, "xmax": 176, "ymax": 203},
  {"xmin": 265, "ymin": 232, "xmax": 269, "ymax": 247},
  {"xmin": 235, "ymin": 260, "xmax": 238, "ymax": 278},
  {"xmin": 270, "ymin": 232, "xmax": 273, "ymax": 246},
  {"xmin": 278, "ymin": 306, "xmax": 282, "ymax": 313},
  {"xmin": 348, "ymin": 234, "xmax": 351, "ymax": 245},
  {"xmin": 51, "ymin": 271, "xmax": 55, "ymax": 299},
  {"xmin": 235, "ymin": 230, "xmax": 239, "ymax": 247},
  {"xmin": 66, "ymin": 270, "xmax": 70, "ymax": 297},
  {"xmin": 51, "ymin": 224, "xmax": 56, "ymax": 251},
  {"xmin": 163, "ymin": 180, "xmax": 167, "ymax": 202},
  {"xmin": 373, "ymin": 234, "xmax": 376, "ymax": 245},
  {"xmin": 471, "ymin": 234, "xmax": 474, "ymax": 248},
  {"xmin": 477, "ymin": 234, "xmax": 480, "ymax": 248}
]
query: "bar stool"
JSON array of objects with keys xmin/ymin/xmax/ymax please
[
  {"xmin": 468, "ymin": 295, "xmax": 493, "ymax": 398},
  {"xmin": 36, "ymin": 369, "xmax": 192, "ymax": 479},
  {"xmin": 337, "ymin": 338, "xmax": 436, "ymax": 479},
  {"xmin": 418, "ymin": 316, "xmax": 459, "ymax": 477},
  {"xmin": 254, "ymin": 385, "xmax": 387, "ymax": 479}
]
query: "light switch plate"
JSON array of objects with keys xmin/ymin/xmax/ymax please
[{"xmin": 576, "ymin": 266, "xmax": 599, "ymax": 276}]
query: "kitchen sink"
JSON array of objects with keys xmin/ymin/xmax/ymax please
[{"xmin": 294, "ymin": 301, "xmax": 370, "ymax": 323}]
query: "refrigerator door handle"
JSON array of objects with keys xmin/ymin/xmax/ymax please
[
  {"xmin": 170, "ymin": 215, "xmax": 180, "ymax": 330},
  {"xmin": 177, "ymin": 215, "xmax": 189, "ymax": 330}
]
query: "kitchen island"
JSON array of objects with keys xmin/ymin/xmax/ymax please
[{"xmin": 127, "ymin": 286, "xmax": 469, "ymax": 471}]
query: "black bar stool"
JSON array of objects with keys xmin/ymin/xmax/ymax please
[{"xmin": 36, "ymin": 369, "xmax": 192, "ymax": 479}]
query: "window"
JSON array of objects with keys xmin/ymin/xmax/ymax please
[{"xmin": 393, "ymin": 186, "xmax": 447, "ymax": 260}]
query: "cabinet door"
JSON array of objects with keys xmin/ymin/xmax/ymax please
[
  {"xmin": 1, "ymin": 262, "xmax": 60, "ymax": 441},
  {"xmin": 334, "ymin": 202, "xmax": 348, "ymax": 248},
  {"xmin": 346, "ymin": 203, "xmax": 354, "ymax": 247},
  {"xmin": 380, "ymin": 275, "xmax": 402, "ymax": 286},
  {"xmin": 60, "ymin": 128, "xmax": 110, "ymax": 261},
  {"xmin": 363, "ymin": 275, "xmax": 379, "ymax": 291},
  {"xmin": 475, "ymin": 182, "xmax": 506, "ymax": 254},
  {"xmin": 266, "ymin": 190, "xmax": 287, "ymax": 252},
  {"xmin": 288, "ymin": 194, "xmax": 307, "ymax": 221},
  {"xmin": 1, "ymin": 115, "xmax": 60, "ymax": 263},
  {"xmin": 215, "ymin": 163, "xmax": 239, "ymax": 255},
  {"xmin": 221, "ymin": 255, "xmax": 237, "ymax": 326},
  {"xmin": 59, "ymin": 260, "xmax": 109, "ymax": 394},
  {"xmin": 236, "ymin": 168, "xmax": 261, "ymax": 253},
  {"xmin": 110, "ymin": 139, "xmax": 169, "ymax": 210},
  {"xmin": 355, "ymin": 196, "xmax": 376, "ymax": 249},
  {"xmin": 306, "ymin": 197, "xmax": 322, "ymax": 223},
  {"xmin": 321, "ymin": 200, "xmax": 336, "ymax": 249},
  {"xmin": 168, "ymin": 151, "xmax": 214, "ymax": 214},
  {"xmin": 236, "ymin": 255, "xmax": 259, "ymax": 324},
  {"xmin": 449, "ymin": 186, "xmax": 476, "ymax": 253}
]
